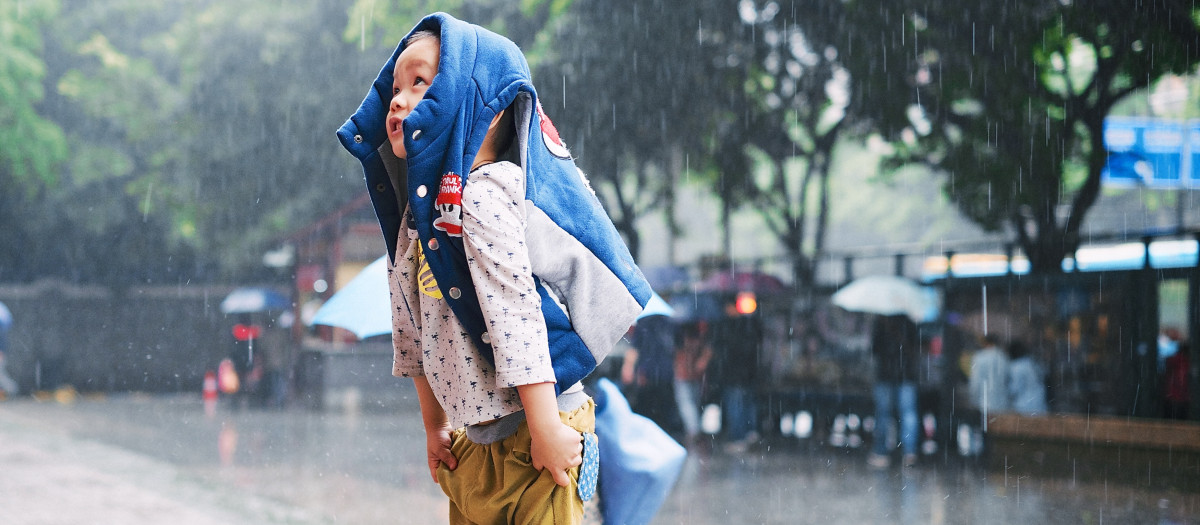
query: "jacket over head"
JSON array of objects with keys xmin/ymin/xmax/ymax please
[{"xmin": 337, "ymin": 12, "xmax": 651, "ymax": 393}]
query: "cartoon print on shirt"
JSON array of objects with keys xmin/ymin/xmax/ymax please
[
  {"xmin": 416, "ymin": 243, "xmax": 443, "ymax": 299},
  {"xmin": 433, "ymin": 172, "xmax": 464, "ymax": 236},
  {"xmin": 537, "ymin": 102, "xmax": 571, "ymax": 160}
]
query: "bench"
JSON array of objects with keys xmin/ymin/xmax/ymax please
[{"xmin": 986, "ymin": 413, "xmax": 1200, "ymax": 491}]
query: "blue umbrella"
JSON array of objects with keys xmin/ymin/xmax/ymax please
[
  {"xmin": 220, "ymin": 287, "xmax": 290, "ymax": 314},
  {"xmin": 637, "ymin": 291, "xmax": 675, "ymax": 320},
  {"xmin": 311, "ymin": 256, "xmax": 391, "ymax": 339},
  {"xmin": 0, "ymin": 301, "xmax": 11, "ymax": 329}
]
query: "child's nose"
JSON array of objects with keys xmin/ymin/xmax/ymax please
[{"xmin": 390, "ymin": 94, "xmax": 407, "ymax": 112}]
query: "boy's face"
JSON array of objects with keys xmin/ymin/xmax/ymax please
[{"xmin": 387, "ymin": 36, "xmax": 439, "ymax": 159}]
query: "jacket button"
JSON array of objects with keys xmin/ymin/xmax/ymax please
[
  {"xmin": 481, "ymin": 332, "xmax": 491, "ymax": 344},
  {"xmin": 412, "ymin": 129, "xmax": 422, "ymax": 140},
  {"xmin": 428, "ymin": 239, "xmax": 439, "ymax": 251},
  {"xmin": 353, "ymin": 134, "xmax": 363, "ymax": 143},
  {"xmin": 416, "ymin": 185, "xmax": 428, "ymax": 198},
  {"xmin": 448, "ymin": 287, "xmax": 462, "ymax": 299},
  {"xmin": 375, "ymin": 183, "xmax": 386, "ymax": 193}
]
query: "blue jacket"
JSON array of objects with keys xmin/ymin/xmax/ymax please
[{"xmin": 337, "ymin": 13, "xmax": 651, "ymax": 393}]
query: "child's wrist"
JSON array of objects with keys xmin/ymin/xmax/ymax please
[{"xmin": 525, "ymin": 410, "xmax": 562, "ymax": 437}]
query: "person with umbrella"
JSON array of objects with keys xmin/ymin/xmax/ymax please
[
  {"xmin": 830, "ymin": 276, "xmax": 932, "ymax": 468},
  {"xmin": 866, "ymin": 313, "xmax": 922, "ymax": 468},
  {"xmin": 620, "ymin": 304, "xmax": 680, "ymax": 434}
]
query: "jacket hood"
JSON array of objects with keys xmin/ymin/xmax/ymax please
[
  {"xmin": 337, "ymin": 14, "xmax": 653, "ymax": 392},
  {"xmin": 337, "ymin": 12, "xmax": 531, "ymax": 180}
]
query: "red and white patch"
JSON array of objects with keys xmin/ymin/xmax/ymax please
[
  {"xmin": 432, "ymin": 172, "xmax": 464, "ymax": 237},
  {"xmin": 537, "ymin": 103, "xmax": 572, "ymax": 160}
]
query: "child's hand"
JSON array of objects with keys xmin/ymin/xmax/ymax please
[
  {"xmin": 529, "ymin": 419, "xmax": 583, "ymax": 487},
  {"xmin": 425, "ymin": 421, "xmax": 458, "ymax": 484}
]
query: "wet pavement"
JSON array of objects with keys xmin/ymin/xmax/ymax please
[{"xmin": 0, "ymin": 390, "xmax": 1196, "ymax": 525}]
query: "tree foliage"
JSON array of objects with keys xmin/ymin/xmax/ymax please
[
  {"xmin": 840, "ymin": 0, "xmax": 1200, "ymax": 272},
  {"xmin": 727, "ymin": 0, "xmax": 859, "ymax": 287},
  {"xmin": 531, "ymin": 0, "xmax": 743, "ymax": 261},
  {"xmin": 2, "ymin": 0, "xmax": 376, "ymax": 283},
  {"xmin": 0, "ymin": 0, "xmax": 65, "ymax": 192}
]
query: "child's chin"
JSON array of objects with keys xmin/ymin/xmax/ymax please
[{"xmin": 391, "ymin": 143, "xmax": 407, "ymax": 159}]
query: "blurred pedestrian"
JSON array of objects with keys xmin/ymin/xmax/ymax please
[
  {"xmin": 673, "ymin": 322, "xmax": 713, "ymax": 444},
  {"xmin": 969, "ymin": 334, "xmax": 1010, "ymax": 416},
  {"xmin": 228, "ymin": 314, "xmax": 258, "ymax": 409},
  {"xmin": 1163, "ymin": 341, "xmax": 1190, "ymax": 420},
  {"xmin": 710, "ymin": 306, "xmax": 762, "ymax": 453},
  {"xmin": 257, "ymin": 313, "xmax": 292, "ymax": 409},
  {"xmin": 866, "ymin": 314, "xmax": 921, "ymax": 469},
  {"xmin": 621, "ymin": 314, "xmax": 680, "ymax": 434},
  {"xmin": 0, "ymin": 301, "xmax": 17, "ymax": 398},
  {"xmin": 1006, "ymin": 340, "xmax": 1047, "ymax": 415}
]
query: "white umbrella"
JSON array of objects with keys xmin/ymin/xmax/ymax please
[
  {"xmin": 830, "ymin": 275, "xmax": 937, "ymax": 323},
  {"xmin": 310, "ymin": 256, "xmax": 391, "ymax": 339}
]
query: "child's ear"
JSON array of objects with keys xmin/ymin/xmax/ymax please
[{"xmin": 487, "ymin": 110, "xmax": 506, "ymax": 134}]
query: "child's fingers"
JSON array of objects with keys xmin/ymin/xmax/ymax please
[
  {"xmin": 550, "ymin": 465, "xmax": 571, "ymax": 487},
  {"xmin": 438, "ymin": 448, "xmax": 459, "ymax": 470},
  {"xmin": 427, "ymin": 459, "xmax": 441, "ymax": 483}
]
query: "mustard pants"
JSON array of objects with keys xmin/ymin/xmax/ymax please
[{"xmin": 437, "ymin": 399, "xmax": 596, "ymax": 525}]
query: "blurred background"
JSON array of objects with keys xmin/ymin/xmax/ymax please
[{"xmin": 2, "ymin": 1, "xmax": 1200, "ymax": 522}]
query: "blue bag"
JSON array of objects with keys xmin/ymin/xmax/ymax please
[{"xmin": 593, "ymin": 378, "xmax": 687, "ymax": 525}]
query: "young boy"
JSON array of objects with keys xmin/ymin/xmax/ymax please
[{"xmin": 337, "ymin": 13, "xmax": 651, "ymax": 524}]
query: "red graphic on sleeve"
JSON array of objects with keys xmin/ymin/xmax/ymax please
[
  {"xmin": 432, "ymin": 172, "xmax": 464, "ymax": 236},
  {"xmin": 538, "ymin": 103, "xmax": 572, "ymax": 160}
]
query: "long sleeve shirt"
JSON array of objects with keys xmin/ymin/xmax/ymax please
[{"xmin": 389, "ymin": 161, "xmax": 555, "ymax": 427}]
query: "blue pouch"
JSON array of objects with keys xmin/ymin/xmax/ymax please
[{"xmin": 593, "ymin": 378, "xmax": 686, "ymax": 525}]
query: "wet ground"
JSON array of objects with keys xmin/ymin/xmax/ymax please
[{"xmin": 0, "ymin": 389, "xmax": 1196, "ymax": 524}]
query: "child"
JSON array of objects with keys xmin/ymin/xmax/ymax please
[{"xmin": 337, "ymin": 13, "xmax": 651, "ymax": 524}]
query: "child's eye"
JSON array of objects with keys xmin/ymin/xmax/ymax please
[
  {"xmin": 415, "ymin": 77, "xmax": 428, "ymax": 87},
  {"xmin": 393, "ymin": 86, "xmax": 401, "ymax": 95}
]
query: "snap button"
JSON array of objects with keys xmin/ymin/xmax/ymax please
[
  {"xmin": 353, "ymin": 134, "xmax": 363, "ymax": 144},
  {"xmin": 417, "ymin": 185, "xmax": 428, "ymax": 198},
  {"xmin": 448, "ymin": 287, "xmax": 462, "ymax": 299},
  {"xmin": 428, "ymin": 239, "xmax": 439, "ymax": 251},
  {"xmin": 481, "ymin": 332, "xmax": 491, "ymax": 344},
  {"xmin": 375, "ymin": 183, "xmax": 386, "ymax": 193},
  {"xmin": 412, "ymin": 129, "xmax": 422, "ymax": 140}
]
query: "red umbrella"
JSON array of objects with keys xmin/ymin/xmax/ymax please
[{"xmin": 696, "ymin": 271, "xmax": 787, "ymax": 294}]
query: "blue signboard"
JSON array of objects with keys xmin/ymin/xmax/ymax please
[
  {"xmin": 1102, "ymin": 117, "xmax": 1187, "ymax": 188},
  {"xmin": 1191, "ymin": 121, "xmax": 1200, "ymax": 187}
]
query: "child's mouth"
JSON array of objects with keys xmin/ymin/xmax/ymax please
[{"xmin": 388, "ymin": 116, "xmax": 403, "ymax": 138}]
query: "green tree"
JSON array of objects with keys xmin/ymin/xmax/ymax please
[
  {"xmin": 0, "ymin": 0, "xmax": 65, "ymax": 192},
  {"xmin": 533, "ymin": 0, "xmax": 743, "ymax": 262},
  {"xmin": 727, "ymin": 0, "xmax": 859, "ymax": 288},
  {"xmin": 11, "ymin": 0, "xmax": 381, "ymax": 283},
  {"xmin": 0, "ymin": 0, "xmax": 70, "ymax": 281},
  {"xmin": 840, "ymin": 0, "xmax": 1200, "ymax": 273}
]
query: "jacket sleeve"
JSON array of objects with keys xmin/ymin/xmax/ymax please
[
  {"xmin": 389, "ymin": 210, "xmax": 425, "ymax": 378},
  {"xmin": 460, "ymin": 162, "xmax": 556, "ymax": 388}
]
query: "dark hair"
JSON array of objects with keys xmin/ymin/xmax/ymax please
[
  {"xmin": 492, "ymin": 107, "xmax": 516, "ymax": 158},
  {"xmin": 405, "ymin": 29, "xmax": 438, "ymax": 47},
  {"xmin": 1007, "ymin": 340, "xmax": 1029, "ymax": 360}
]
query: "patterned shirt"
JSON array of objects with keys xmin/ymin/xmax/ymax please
[{"xmin": 389, "ymin": 161, "xmax": 556, "ymax": 428}]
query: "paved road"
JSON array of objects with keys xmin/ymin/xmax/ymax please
[{"xmin": 0, "ymin": 392, "xmax": 1195, "ymax": 524}]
